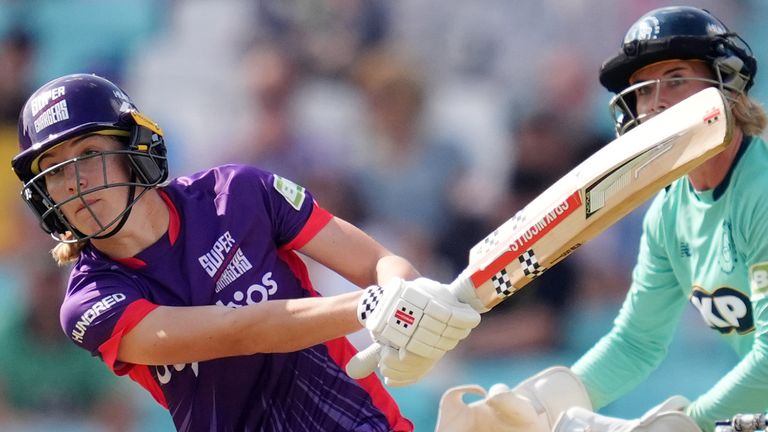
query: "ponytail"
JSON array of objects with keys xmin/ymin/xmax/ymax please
[{"xmin": 51, "ymin": 232, "xmax": 87, "ymax": 266}]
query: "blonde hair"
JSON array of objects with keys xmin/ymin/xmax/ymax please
[
  {"xmin": 51, "ymin": 232, "xmax": 87, "ymax": 266},
  {"xmin": 732, "ymin": 93, "xmax": 768, "ymax": 137}
]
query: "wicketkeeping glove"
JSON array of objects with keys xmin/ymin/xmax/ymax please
[{"xmin": 553, "ymin": 396, "xmax": 700, "ymax": 432}]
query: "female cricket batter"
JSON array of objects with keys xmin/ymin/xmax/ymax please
[
  {"xmin": 435, "ymin": 6, "xmax": 768, "ymax": 432},
  {"xmin": 11, "ymin": 73, "xmax": 480, "ymax": 431}
]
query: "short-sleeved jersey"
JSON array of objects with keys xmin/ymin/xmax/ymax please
[
  {"xmin": 59, "ymin": 164, "xmax": 412, "ymax": 432},
  {"xmin": 572, "ymin": 136, "xmax": 768, "ymax": 430}
]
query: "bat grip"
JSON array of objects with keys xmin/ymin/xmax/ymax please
[
  {"xmin": 346, "ymin": 342, "xmax": 382, "ymax": 379},
  {"xmin": 449, "ymin": 274, "xmax": 489, "ymax": 313}
]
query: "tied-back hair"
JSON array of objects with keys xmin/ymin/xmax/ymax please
[
  {"xmin": 51, "ymin": 232, "xmax": 87, "ymax": 265},
  {"xmin": 733, "ymin": 93, "xmax": 768, "ymax": 137}
]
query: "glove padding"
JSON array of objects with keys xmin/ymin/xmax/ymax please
[
  {"xmin": 347, "ymin": 277, "xmax": 481, "ymax": 384},
  {"xmin": 435, "ymin": 366, "xmax": 592, "ymax": 432},
  {"xmin": 378, "ymin": 344, "xmax": 438, "ymax": 386},
  {"xmin": 553, "ymin": 396, "xmax": 701, "ymax": 432},
  {"xmin": 435, "ymin": 383, "xmax": 541, "ymax": 432}
]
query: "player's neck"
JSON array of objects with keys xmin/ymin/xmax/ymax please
[
  {"xmin": 687, "ymin": 128, "xmax": 744, "ymax": 191},
  {"xmin": 90, "ymin": 189, "xmax": 170, "ymax": 259}
]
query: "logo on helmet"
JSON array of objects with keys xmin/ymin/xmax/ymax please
[
  {"xmin": 625, "ymin": 16, "xmax": 660, "ymax": 42},
  {"xmin": 30, "ymin": 86, "xmax": 65, "ymax": 116},
  {"xmin": 112, "ymin": 89, "xmax": 133, "ymax": 112},
  {"xmin": 33, "ymin": 99, "xmax": 70, "ymax": 134}
]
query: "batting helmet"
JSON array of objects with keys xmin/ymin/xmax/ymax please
[
  {"xmin": 600, "ymin": 6, "xmax": 756, "ymax": 94},
  {"xmin": 11, "ymin": 74, "xmax": 168, "ymax": 240}
]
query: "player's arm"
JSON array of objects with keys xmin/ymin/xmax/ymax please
[
  {"xmin": 117, "ymin": 215, "xmax": 406, "ymax": 365},
  {"xmin": 118, "ymin": 215, "xmax": 478, "ymax": 372},
  {"xmin": 300, "ymin": 215, "xmax": 479, "ymax": 384},
  {"xmin": 297, "ymin": 215, "xmax": 421, "ymax": 287},
  {"xmin": 117, "ymin": 292, "xmax": 363, "ymax": 365}
]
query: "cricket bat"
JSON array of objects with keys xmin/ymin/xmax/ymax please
[
  {"xmin": 347, "ymin": 87, "xmax": 732, "ymax": 378},
  {"xmin": 449, "ymin": 86, "xmax": 731, "ymax": 310}
]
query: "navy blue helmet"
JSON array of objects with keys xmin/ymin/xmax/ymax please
[{"xmin": 600, "ymin": 6, "xmax": 756, "ymax": 94}]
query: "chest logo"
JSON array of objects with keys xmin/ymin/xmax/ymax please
[
  {"xmin": 690, "ymin": 286, "xmax": 753, "ymax": 335},
  {"xmin": 719, "ymin": 220, "xmax": 736, "ymax": 274},
  {"xmin": 199, "ymin": 231, "xmax": 253, "ymax": 292},
  {"xmin": 679, "ymin": 241, "xmax": 691, "ymax": 258}
]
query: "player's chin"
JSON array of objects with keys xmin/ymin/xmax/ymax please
[{"xmin": 68, "ymin": 207, "xmax": 122, "ymax": 237}]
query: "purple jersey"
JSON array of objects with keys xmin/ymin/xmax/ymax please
[{"xmin": 59, "ymin": 165, "xmax": 412, "ymax": 432}]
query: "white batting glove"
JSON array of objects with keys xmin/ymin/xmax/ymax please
[
  {"xmin": 346, "ymin": 277, "xmax": 481, "ymax": 384},
  {"xmin": 378, "ymin": 344, "xmax": 437, "ymax": 386}
]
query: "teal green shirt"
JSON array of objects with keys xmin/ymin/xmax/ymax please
[{"xmin": 572, "ymin": 136, "xmax": 768, "ymax": 431}]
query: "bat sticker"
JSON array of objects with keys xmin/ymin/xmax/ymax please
[
  {"xmin": 491, "ymin": 268, "xmax": 514, "ymax": 298},
  {"xmin": 518, "ymin": 249, "xmax": 545, "ymax": 278}
]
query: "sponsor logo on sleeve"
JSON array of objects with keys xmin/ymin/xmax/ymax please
[
  {"xmin": 71, "ymin": 293, "xmax": 127, "ymax": 343},
  {"xmin": 273, "ymin": 175, "xmax": 306, "ymax": 210},
  {"xmin": 750, "ymin": 262, "xmax": 768, "ymax": 299}
]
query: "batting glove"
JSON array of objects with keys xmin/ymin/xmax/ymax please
[{"xmin": 347, "ymin": 277, "xmax": 481, "ymax": 384}]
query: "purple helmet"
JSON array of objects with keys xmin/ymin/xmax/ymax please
[{"xmin": 11, "ymin": 74, "xmax": 168, "ymax": 240}]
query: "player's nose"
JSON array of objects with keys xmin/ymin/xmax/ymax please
[{"xmin": 64, "ymin": 164, "xmax": 88, "ymax": 194}]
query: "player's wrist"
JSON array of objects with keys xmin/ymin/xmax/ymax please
[{"xmin": 357, "ymin": 283, "xmax": 387, "ymax": 326}]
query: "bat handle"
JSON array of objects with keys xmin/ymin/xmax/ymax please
[
  {"xmin": 346, "ymin": 342, "xmax": 382, "ymax": 379},
  {"xmin": 449, "ymin": 274, "xmax": 489, "ymax": 313}
]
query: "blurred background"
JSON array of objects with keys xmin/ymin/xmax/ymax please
[{"xmin": 0, "ymin": 0, "xmax": 764, "ymax": 430}]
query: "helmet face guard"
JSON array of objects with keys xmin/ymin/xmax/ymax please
[
  {"xmin": 608, "ymin": 75, "xmax": 740, "ymax": 136},
  {"xmin": 599, "ymin": 7, "xmax": 756, "ymax": 135},
  {"xmin": 11, "ymin": 74, "xmax": 168, "ymax": 242}
]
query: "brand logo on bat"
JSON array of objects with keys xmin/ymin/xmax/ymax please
[
  {"xmin": 470, "ymin": 191, "xmax": 582, "ymax": 288},
  {"xmin": 508, "ymin": 191, "xmax": 582, "ymax": 253},
  {"xmin": 703, "ymin": 107, "xmax": 721, "ymax": 124}
]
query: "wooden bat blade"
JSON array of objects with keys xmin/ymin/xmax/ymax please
[{"xmin": 453, "ymin": 87, "xmax": 732, "ymax": 310}]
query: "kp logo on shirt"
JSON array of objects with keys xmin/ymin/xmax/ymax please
[{"xmin": 690, "ymin": 286, "xmax": 753, "ymax": 335}]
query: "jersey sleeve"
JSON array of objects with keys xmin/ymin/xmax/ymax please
[
  {"xmin": 61, "ymin": 273, "xmax": 158, "ymax": 375},
  {"xmin": 686, "ymin": 183, "xmax": 768, "ymax": 429},
  {"xmin": 572, "ymin": 191, "xmax": 688, "ymax": 409},
  {"xmin": 248, "ymin": 168, "xmax": 332, "ymax": 248}
]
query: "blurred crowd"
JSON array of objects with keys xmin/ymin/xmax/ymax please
[{"xmin": 0, "ymin": 1, "xmax": 764, "ymax": 430}]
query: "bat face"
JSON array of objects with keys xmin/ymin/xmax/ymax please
[{"xmin": 454, "ymin": 87, "xmax": 732, "ymax": 310}]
